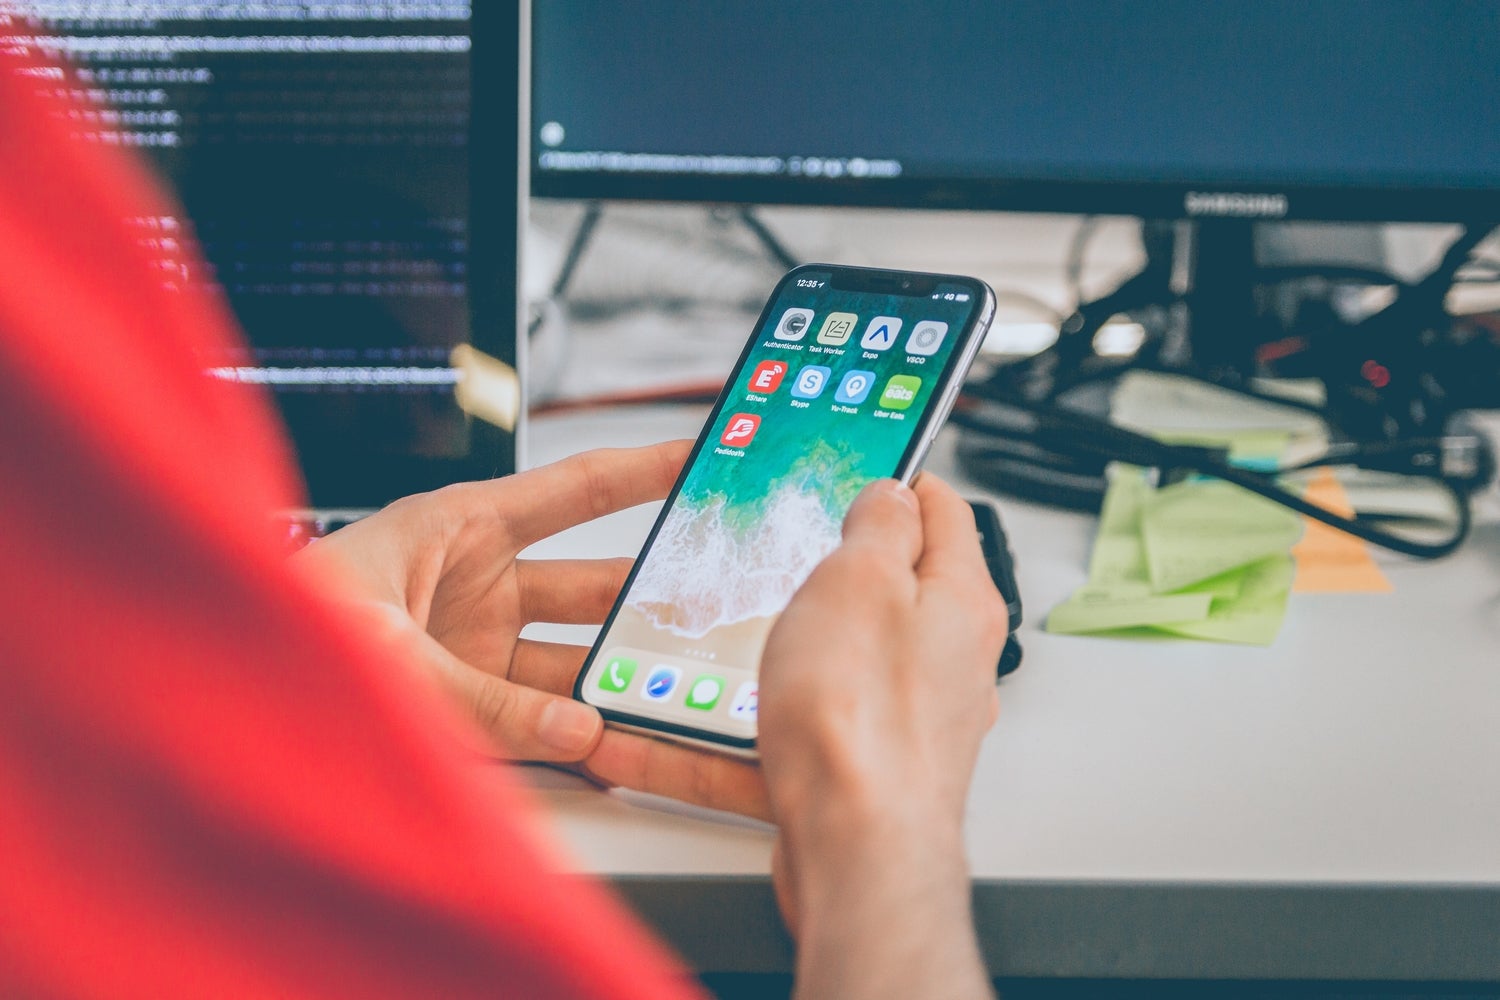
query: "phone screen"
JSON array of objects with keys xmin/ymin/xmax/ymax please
[{"xmin": 577, "ymin": 266, "xmax": 993, "ymax": 749}]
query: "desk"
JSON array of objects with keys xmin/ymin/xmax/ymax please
[{"xmin": 520, "ymin": 405, "xmax": 1500, "ymax": 984}]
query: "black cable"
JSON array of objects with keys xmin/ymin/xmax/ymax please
[
  {"xmin": 529, "ymin": 200, "xmax": 604, "ymax": 336},
  {"xmin": 736, "ymin": 206, "xmax": 801, "ymax": 271},
  {"xmin": 955, "ymin": 385, "xmax": 1473, "ymax": 560}
]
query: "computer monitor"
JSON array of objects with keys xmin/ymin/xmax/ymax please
[
  {"xmin": 12, "ymin": 1, "xmax": 522, "ymax": 511},
  {"xmin": 531, "ymin": 1, "xmax": 1499, "ymax": 223},
  {"xmin": 531, "ymin": 1, "xmax": 1500, "ymax": 416}
]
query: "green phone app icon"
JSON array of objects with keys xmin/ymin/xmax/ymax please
[
  {"xmin": 599, "ymin": 657, "xmax": 636, "ymax": 692},
  {"xmin": 684, "ymin": 674, "xmax": 725, "ymax": 711},
  {"xmin": 879, "ymin": 374, "xmax": 922, "ymax": 410}
]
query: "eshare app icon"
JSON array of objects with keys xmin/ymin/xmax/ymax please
[{"xmin": 749, "ymin": 360, "xmax": 787, "ymax": 394}]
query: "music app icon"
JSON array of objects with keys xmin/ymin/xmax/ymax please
[{"xmin": 720, "ymin": 413, "xmax": 762, "ymax": 448}]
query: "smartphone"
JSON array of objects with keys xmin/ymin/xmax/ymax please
[{"xmin": 574, "ymin": 264, "xmax": 996, "ymax": 755}]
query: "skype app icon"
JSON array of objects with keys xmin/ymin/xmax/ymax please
[{"xmin": 791, "ymin": 365, "xmax": 832, "ymax": 399}]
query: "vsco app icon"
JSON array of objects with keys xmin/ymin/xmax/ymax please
[
  {"xmin": 905, "ymin": 320, "xmax": 948, "ymax": 356},
  {"xmin": 775, "ymin": 307, "xmax": 814, "ymax": 341}
]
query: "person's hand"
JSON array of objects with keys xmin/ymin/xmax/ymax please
[
  {"xmin": 757, "ymin": 474, "xmax": 1007, "ymax": 1000},
  {"xmin": 294, "ymin": 441, "xmax": 768, "ymax": 818}
]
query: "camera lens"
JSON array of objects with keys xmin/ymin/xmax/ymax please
[{"xmin": 901, "ymin": 279, "xmax": 912, "ymax": 289}]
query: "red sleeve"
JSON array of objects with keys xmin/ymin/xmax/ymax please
[{"xmin": 0, "ymin": 50, "xmax": 705, "ymax": 1000}]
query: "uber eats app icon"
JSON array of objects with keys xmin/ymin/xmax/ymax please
[{"xmin": 879, "ymin": 374, "xmax": 922, "ymax": 410}]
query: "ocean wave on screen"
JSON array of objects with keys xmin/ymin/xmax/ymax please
[{"xmin": 628, "ymin": 484, "xmax": 842, "ymax": 638}]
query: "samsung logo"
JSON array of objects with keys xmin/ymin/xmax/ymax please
[{"xmin": 1184, "ymin": 191, "xmax": 1289, "ymax": 218}]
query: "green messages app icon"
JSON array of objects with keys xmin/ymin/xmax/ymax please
[
  {"xmin": 879, "ymin": 375, "xmax": 922, "ymax": 410},
  {"xmin": 685, "ymin": 675, "xmax": 724, "ymax": 711},
  {"xmin": 599, "ymin": 657, "xmax": 636, "ymax": 692}
]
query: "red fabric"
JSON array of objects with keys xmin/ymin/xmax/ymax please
[{"xmin": 0, "ymin": 52, "xmax": 702, "ymax": 1000}]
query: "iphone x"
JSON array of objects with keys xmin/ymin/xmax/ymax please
[{"xmin": 574, "ymin": 264, "xmax": 996, "ymax": 755}]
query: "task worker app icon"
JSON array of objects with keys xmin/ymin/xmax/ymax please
[{"xmin": 816, "ymin": 311, "xmax": 858, "ymax": 346}]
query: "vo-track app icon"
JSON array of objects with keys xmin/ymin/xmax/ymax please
[
  {"xmin": 775, "ymin": 307, "xmax": 814, "ymax": 341},
  {"xmin": 791, "ymin": 364, "xmax": 831, "ymax": 399},
  {"xmin": 835, "ymin": 370, "xmax": 877, "ymax": 405},
  {"xmin": 720, "ymin": 413, "xmax": 761, "ymax": 448}
]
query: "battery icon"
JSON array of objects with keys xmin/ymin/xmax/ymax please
[{"xmin": 955, "ymin": 293, "xmax": 971, "ymax": 302}]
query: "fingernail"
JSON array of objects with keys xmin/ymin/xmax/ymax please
[
  {"xmin": 881, "ymin": 480, "xmax": 919, "ymax": 513},
  {"xmin": 538, "ymin": 699, "xmax": 600, "ymax": 754}
]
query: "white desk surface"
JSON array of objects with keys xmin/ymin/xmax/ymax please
[{"xmin": 519, "ymin": 405, "xmax": 1500, "ymax": 982}]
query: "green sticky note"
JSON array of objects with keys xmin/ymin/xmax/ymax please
[
  {"xmin": 1156, "ymin": 555, "xmax": 1295, "ymax": 646},
  {"xmin": 1140, "ymin": 480, "xmax": 1303, "ymax": 593},
  {"xmin": 1045, "ymin": 589, "xmax": 1213, "ymax": 634},
  {"xmin": 1085, "ymin": 467, "xmax": 1152, "ymax": 589}
]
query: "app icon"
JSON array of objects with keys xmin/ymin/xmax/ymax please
[
  {"xmin": 860, "ymin": 315, "xmax": 903, "ymax": 352},
  {"xmin": 598, "ymin": 656, "xmax": 636, "ymax": 693},
  {"xmin": 790, "ymin": 365, "xmax": 831, "ymax": 399},
  {"xmin": 749, "ymin": 359, "xmax": 787, "ymax": 394},
  {"xmin": 774, "ymin": 307, "xmax": 814, "ymax": 341},
  {"xmin": 905, "ymin": 320, "xmax": 948, "ymax": 356},
  {"xmin": 720, "ymin": 413, "xmax": 761, "ymax": 447},
  {"xmin": 834, "ymin": 370, "xmax": 877, "ymax": 405},
  {"xmin": 641, "ymin": 665, "xmax": 681, "ymax": 702},
  {"xmin": 879, "ymin": 374, "xmax": 922, "ymax": 410},
  {"xmin": 685, "ymin": 675, "xmax": 725, "ymax": 711},
  {"xmin": 816, "ymin": 311, "xmax": 858, "ymax": 346},
  {"xmin": 728, "ymin": 682, "xmax": 758, "ymax": 722}
]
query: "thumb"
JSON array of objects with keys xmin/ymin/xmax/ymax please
[
  {"xmin": 462, "ymin": 669, "xmax": 605, "ymax": 762},
  {"xmin": 840, "ymin": 478, "xmax": 923, "ymax": 567},
  {"xmin": 350, "ymin": 599, "xmax": 604, "ymax": 762}
]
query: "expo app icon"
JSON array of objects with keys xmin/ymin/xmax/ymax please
[
  {"xmin": 860, "ymin": 315, "xmax": 903, "ymax": 352},
  {"xmin": 685, "ymin": 675, "xmax": 724, "ymax": 711},
  {"xmin": 834, "ymin": 370, "xmax": 877, "ymax": 405},
  {"xmin": 791, "ymin": 364, "xmax": 831, "ymax": 399},
  {"xmin": 720, "ymin": 413, "xmax": 761, "ymax": 448},
  {"xmin": 640, "ymin": 665, "xmax": 681, "ymax": 702},
  {"xmin": 598, "ymin": 656, "xmax": 636, "ymax": 693},
  {"xmin": 774, "ymin": 307, "xmax": 814, "ymax": 341},
  {"xmin": 879, "ymin": 374, "xmax": 922, "ymax": 410}
]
